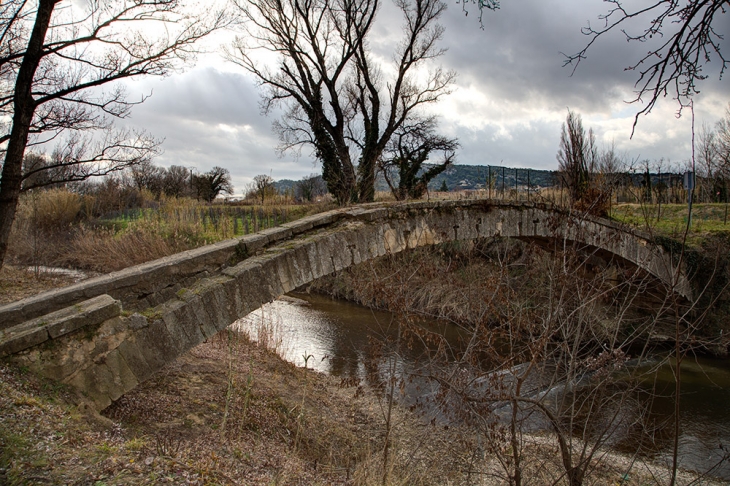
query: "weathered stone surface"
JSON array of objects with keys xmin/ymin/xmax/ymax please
[
  {"xmin": 133, "ymin": 319, "xmax": 181, "ymax": 372},
  {"xmin": 0, "ymin": 295, "xmax": 120, "ymax": 357},
  {"xmin": 259, "ymin": 226, "xmax": 294, "ymax": 244},
  {"xmin": 66, "ymin": 362, "xmax": 114, "ymax": 410},
  {"xmin": 0, "ymin": 200, "xmax": 695, "ymax": 412},
  {"xmin": 101, "ymin": 347, "xmax": 139, "ymax": 402},
  {"xmin": 116, "ymin": 337, "xmax": 154, "ymax": 383},
  {"xmin": 0, "ymin": 324, "xmax": 48, "ymax": 358},
  {"xmin": 160, "ymin": 299, "xmax": 204, "ymax": 352},
  {"xmin": 239, "ymin": 234, "xmax": 268, "ymax": 255},
  {"xmin": 46, "ymin": 295, "xmax": 121, "ymax": 339},
  {"xmin": 195, "ymin": 278, "xmax": 231, "ymax": 335}
]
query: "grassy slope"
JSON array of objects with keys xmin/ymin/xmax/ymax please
[
  {"xmin": 611, "ymin": 203, "xmax": 730, "ymax": 246},
  {"xmin": 0, "ymin": 331, "xmax": 469, "ymax": 486}
]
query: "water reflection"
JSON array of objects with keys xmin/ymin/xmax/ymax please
[
  {"xmin": 634, "ymin": 357, "xmax": 730, "ymax": 479},
  {"xmin": 234, "ymin": 293, "xmax": 730, "ymax": 480}
]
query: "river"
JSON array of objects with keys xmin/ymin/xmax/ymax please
[{"xmin": 234, "ymin": 292, "xmax": 730, "ymax": 480}]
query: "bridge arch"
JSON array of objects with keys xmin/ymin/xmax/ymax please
[{"xmin": 0, "ymin": 200, "xmax": 691, "ymax": 410}]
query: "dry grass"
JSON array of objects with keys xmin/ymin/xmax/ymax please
[
  {"xmin": 5, "ymin": 191, "xmax": 334, "ymax": 273},
  {"xmin": 0, "ymin": 329, "xmax": 470, "ymax": 485},
  {"xmin": 1, "ymin": 327, "xmax": 722, "ymax": 485},
  {"xmin": 0, "ymin": 265, "xmax": 81, "ymax": 305},
  {"xmin": 63, "ymin": 225, "xmax": 192, "ymax": 272}
]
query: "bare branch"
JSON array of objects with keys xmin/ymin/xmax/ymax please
[{"xmin": 563, "ymin": 0, "xmax": 729, "ymax": 135}]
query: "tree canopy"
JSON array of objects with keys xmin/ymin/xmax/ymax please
[
  {"xmin": 228, "ymin": 0, "xmax": 455, "ymax": 204},
  {"xmin": 0, "ymin": 0, "xmax": 226, "ymax": 267}
]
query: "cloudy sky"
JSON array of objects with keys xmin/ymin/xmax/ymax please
[{"xmin": 118, "ymin": 0, "xmax": 729, "ymax": 194}]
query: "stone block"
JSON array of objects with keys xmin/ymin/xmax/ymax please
[
  {"xmin": 290, "ymin": 245, "xmax": 314, "ymax": 288},
  {"xmin": 349, "ymin": 207, "xmax": 388, "ymax": 222},
  {"xmin": 239, "ymin": 234, "xmax": 268, "ymax": 255},
  {"xmin": 66, "ymin": 364, "xmax": 113, "ymax": 411},
  {"xmin": 0, "ymin": 305, "xmax": 27, "ymax": 331},
  {"xmin": 273, "ymin": 253, "xmax": 295, "ymax": 294},
  {"xmin": 313, "ymin": 235, "xmax": 336, "ymax": 275},
  {"xmin": 133, "ymin": 319, "xmax": 180, "ymax": 373},
  {"xmin": 304, "ymin": 238, "xmax": 325, "ymax": 281},
  {"xmin": 228, "ymin": 260, "xmax": 272, "ymax": 315},
  {"xmin": 209, "ymin": 276, "xmax": 235, "ymax": 327},
  {"xmin": 0, "ymin": 324, "xmax": 48, "ymax": 358},
  {"xmin": 161, "ymin": 299, "xmax": 205, "ymax": 351},
  {"xmin": 259, "ymin": 226, "xmax": 294, "ymax": 244},
  {"xmin": 127, "ymin": 313, "xmax": 149, "ymax": 330},
  {"xmin": 46, "ymin": 295, "xmax": 122, "ymax": 339},
  {"xmin": 102, "ymin": 347, "xmax": 139, "ymax": 402},
  {"xmin": 258, "ymin": 255, "xmax": 286, "ymax": 298},
  {"xmin": 0, "ymin": 295, "xmax": 120, "ymax": 357},
  {"xmin": 220, "ymin": 277, "xmax": 246, "ymax": 321},
  {"xmin": 197, "ymin": 285, "xmax": 228, "ymax": 336},
  {"xmin": 282, "ymin": 218, "xmax": 314, "ymax": 235},
  {"xmin": 185, "ymin": 294, "xmax": 216, "ymax": 339},
  {"xmin": 116, "ymin": 338, "xmax": 154, "ymax": 383}
]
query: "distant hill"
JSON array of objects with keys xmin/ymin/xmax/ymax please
[
  {"xmin": 273, "ymin": 179, "xmax": 298, "ymax": 194},
  {"xmin": 273, "ymin": 164, "xmax": 559, "ymax": 194},
  {"xmin": 412, "ymin": 164, "xmax": 558, "ymax": 192}
]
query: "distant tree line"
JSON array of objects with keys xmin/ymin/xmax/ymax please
[
  {"xmin": 244, "ymin": 173, "xmax": 327, "ymax": 204},
  {"xmin": 557, "ymin": 104, "xmax": 730, "ymax": 216},
  {"xmin": 17, "ymin": 155, "xmax": 234, "ymax": 217}
]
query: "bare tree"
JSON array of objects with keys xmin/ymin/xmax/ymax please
[
  {"xmin": 129, "ymin": 160, "xmax": 165, "ymax": 196},
  {"xmin": 713, "ymin": 104, "xmax": 730, "ymax": 206},
  {"xmin": 557, "ymin": 109, "xmax": 600, "ymax": 211},
  {"xmin": 696, "ymin": 122, "xmax": 720, "ymax": 202},
  {"xmin": 162, "ymin": 165, "xmax": 194, "ymax": 198},
  {"xmin": 248, "ymin": 174, "xmax": 275, "ymax": 204},
  {"xmin": 595, "ymin": 140, "xmax": 630, "ymax": 210},
  {"xmin": 228, "ymin": 0, "xmax": 455, "ymax": 204},
  {"xmin": 295, "ymin": 173, "xmax": 326, "ymax": 202},
  {"xmin": 717, "ymin": 104, "xmax": 730, "ymax": 171},
  {"xmin": 379, "ymin": 117, "xmax": 458, "ymax": 201},
  {"xmin": 0, "ymin": 0, "xmax": 227, "ymax": 268}
]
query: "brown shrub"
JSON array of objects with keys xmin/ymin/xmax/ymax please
[
  {"xmin": 64, "ymin": 226, "xmax": 192, "ymax": 272},
  {"xmin": 575, "ymin": 186, "xmax": 610, "ymax": 218},
  {"xmin": 28, "ymin": 189, "xmax": 81, "ymax": 231},
  {"xmin": 6, "ymin": 190, "xmax": 81, "ymax": 267}
]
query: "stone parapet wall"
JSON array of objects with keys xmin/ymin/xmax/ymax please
[{"xmin": 0, "ymin": 210, "xmax": 344, "ymax": 331}]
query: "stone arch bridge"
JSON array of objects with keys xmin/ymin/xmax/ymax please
[{"xmin": 0, "ymin": 200, "xmax": 691, "ymax": 410}]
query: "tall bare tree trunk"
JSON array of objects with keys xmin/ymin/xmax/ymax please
[{"xmin": 0, "ymin": 0, "xmax": 58, "ymax": 269}]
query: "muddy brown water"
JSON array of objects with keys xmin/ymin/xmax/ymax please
[{"xmin": 235, "ymin": 293, "xmax": 730, "ymax": 480}]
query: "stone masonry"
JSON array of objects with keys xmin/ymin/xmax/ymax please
[{"xmin": 0, "ymin": 200, "xmax": 692, "ymax": 411}]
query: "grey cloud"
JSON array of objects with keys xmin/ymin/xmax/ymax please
[
  {"xmin": 114, "ymin": 1, "xmax": 726, "ymax": 185},
  {"xmin": 121, "ymin": 67, "xmax": 316, "ymax": 192}
]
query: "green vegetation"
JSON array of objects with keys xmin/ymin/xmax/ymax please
[{"xmin": 611, "ymin": 203, "xmax": 730, "ymax": 245}]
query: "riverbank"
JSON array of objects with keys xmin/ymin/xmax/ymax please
[
  {"xmin": 1, "ymin": 329, "xmax": 467, "ymax": 485},
  {"xmin": 3, "ymin": 324, "xmax": 725, "ymax": 485},
  {"xmin": 2, "ymin": 237, "xmax": 729, "ymax": 484}
]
